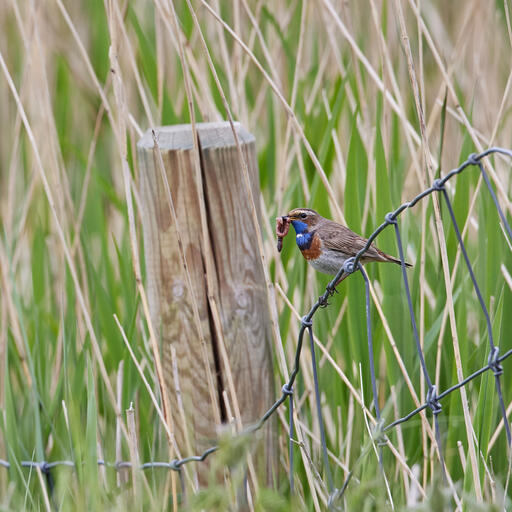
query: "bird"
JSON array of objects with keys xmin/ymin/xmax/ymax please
[{"xmin": 280, "ymin": 208, "xmax": 411, "ymax": 285}]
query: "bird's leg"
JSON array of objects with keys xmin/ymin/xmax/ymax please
[
  {"xmin": 320, "ymin": 275, "xmax": 343, "ymax": 307},
  {"xmin": 319, "ymin": 287, "xmax": 334, "ymax": 308},
  {"xmin": 334, "ymin": 272, "xmax": 350, "ymax": 287},
  {"xmin": 319, "ymin": 270, "xmax": 351, "ymax": 307},
  {"xmin": 319, "ymin": 294, "xmax": 330, "ymax": 308}
]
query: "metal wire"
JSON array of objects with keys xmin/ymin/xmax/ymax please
[
  {"xmin": 359, "ymin": 265, "xmax": 385, "ymax": 479},
  {"xmin": 308, "ymin": 322, "xmax": 334, "ymax": 494},
  {"xmin": 440, "ymin": 185, "xmax": 512, "ymax": 445},
  {"xmin": 1, "ymin": 148, "xmax": 512, "ymax": 505},
  {"xmin": 390, "ymin": 212, "xmax": 446, "ymax": 479}
]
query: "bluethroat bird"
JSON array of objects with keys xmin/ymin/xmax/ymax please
[{"xmin": 277, "ymin": 208, "xmax": 411, "ymax": 286}]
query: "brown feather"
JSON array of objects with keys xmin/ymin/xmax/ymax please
[
  {"xmin": 301, "ymin": 234, "xmax": 322, "ymax": 260},
  {"xmin": 317, "ymin": 219, "xmax": 382, "ymax": 259},
  {"xmin": 316, "ymin": 218, "xmax": 412, "ymax": 267}
]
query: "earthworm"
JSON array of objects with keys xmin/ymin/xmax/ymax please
[{"xmin": 276, "ymin": 216, "xmax": 290, "ymax": 252}]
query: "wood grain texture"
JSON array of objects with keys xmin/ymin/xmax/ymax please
[
  {"xmin": 138, "ymin": 129, "xmax": 218, "ymax": 461},
  {"xmin": 138, "ymin": 123, "xmax": 275, "ymax": 480}
]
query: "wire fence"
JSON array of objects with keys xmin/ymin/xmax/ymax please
[{"xmin": 1, "ymin": 148, "xmax": 512, "ymax": 507}]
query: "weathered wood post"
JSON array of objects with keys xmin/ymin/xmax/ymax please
[{"xmin": 137, "ymin": 122, "xmax": 275, "ymax": 481}]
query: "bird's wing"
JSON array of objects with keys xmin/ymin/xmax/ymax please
[{"xmin": 319, "ymin": 220, "xmax": 384, "ymax": 260}]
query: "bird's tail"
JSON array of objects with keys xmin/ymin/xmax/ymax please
[
  {"xmin": 385, "ymin": 255, "xmax": 413, "ymax": 267},
  {"xmin": 375, "ymin": 248, "xmax": 412, "ymax": 267}
]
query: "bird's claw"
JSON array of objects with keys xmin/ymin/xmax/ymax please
[
  {"xmin": 326, "ymin": 284, "xmax": 338, "ymax": 297},
  {"xmin": 319, "ymin": 296, "xmax": 330, "ymax": 308},
  {"xmin": 319, "ymin": 285, "xmax": 337, "ymax": 308}
]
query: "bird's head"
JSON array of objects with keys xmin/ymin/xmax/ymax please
[{"xmin": 285, "ymin": 208, "xmax": 322, "ymax": 234}]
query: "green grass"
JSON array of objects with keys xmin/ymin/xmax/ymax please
[{"xmin": 1, "ymin": 0, "xmax": 512, "ymax": 510}]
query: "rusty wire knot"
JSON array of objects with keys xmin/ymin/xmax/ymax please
[
  {"xmin": 342, "ymin": 257, "xmax": 356, "ymax": 274},
  {"xmin": 467, "ymin": 152, "xmax": 480, "ymax": 166},
  {"xmin": 372, "ymin": 418, "xmax": 388, "ymax": 448},
  {"xmin": 301, "ymin": 316, "xmax": 313, "ymax": 328},
  {"xmin": 432, "ymin": 178, "xmax": 445, "ymax": 191},
  {"xmin": 169, "ymin": 459, "xmax": 181, "ymax": 471},
  {"xmin": 282, "ymin": 383, "xmax": 293, "ymax": 396},
  {"xmin": 488, "ymin": 346, "xmax": 503, "ymax": 377},
  {"xmin": 426, "ymin": 386, "xmax": 442, "ymax": 415},
  {"xmin": 384, "ymin": 212, "xmax": 397, "ymax": 225}
]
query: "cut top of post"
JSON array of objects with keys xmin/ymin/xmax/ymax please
[{"xmin": 137, "ymin": 122, "xmax": 255, "ymax": 151}]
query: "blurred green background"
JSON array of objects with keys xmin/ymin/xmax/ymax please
[{"xmin": 0, "ymin": 0, "xmax": 512, "ymax": 509}]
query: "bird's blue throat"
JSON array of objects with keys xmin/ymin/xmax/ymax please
[{"xmin": 291, "ymin": 220, "xmax": 314, "ymax": 250}]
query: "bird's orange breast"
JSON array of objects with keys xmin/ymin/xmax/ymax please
[{"xmin": 301, "ymin": 234, "xmax": 322, "ymax": 260}]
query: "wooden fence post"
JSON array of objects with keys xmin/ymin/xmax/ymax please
[{"xmin": 137, "ymin": 122, "xmax": 275, "ymax": 481}]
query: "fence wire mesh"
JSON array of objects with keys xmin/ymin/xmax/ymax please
[{"xmin": 1, "ymin": 148, "xmax": 512, "ymax": 507}]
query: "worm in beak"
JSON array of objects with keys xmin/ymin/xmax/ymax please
[{"xmin": 276, "ymin": 216, "xmax": 290, "ymax": 252}]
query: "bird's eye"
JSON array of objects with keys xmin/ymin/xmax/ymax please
[{"xmin": 300, "ymin": 212, "xmax": 307, "ymax": 219}]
